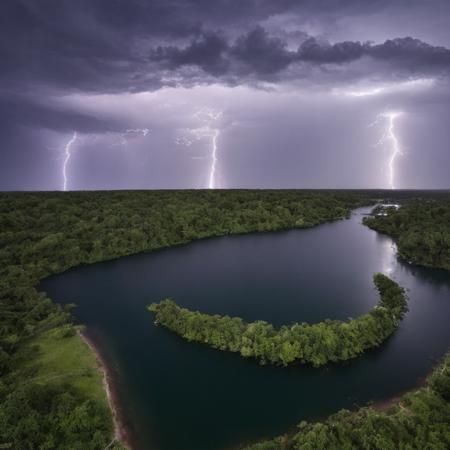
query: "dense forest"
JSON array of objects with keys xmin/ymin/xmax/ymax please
[
  {"xmin": 1, "ymin": 190, "xmax": 449, "ymax": 449},
  {"xmin": 149, "ymin": 274, "xmax": 407, "ymax": 367},
  {"xmin": 363, "ymin": 199, "xmax": 450, "ymax": 270},
  {"xmin": 0, "ymin": 190, "xmax": 367, "ymax": 449}
]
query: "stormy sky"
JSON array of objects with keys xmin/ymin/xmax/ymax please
[{"xmin": 1, "ymin": 0, "xmax": 450, "ymax": 190}]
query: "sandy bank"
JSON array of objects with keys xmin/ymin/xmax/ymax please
[{"xmin": 78, "ymin": 330, "xmax": 132, "ymax": 449}]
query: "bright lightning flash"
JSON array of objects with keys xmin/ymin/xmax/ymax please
[
  {"xmin": 209, "ymin": 129, "xmax": 220, "ymax": 189},
  {"xmin": 62, "ymin": 131, "xmax": 78, "ymax": 191},
  {"xmin": 195, "ymin": 109, "xmax": 222, "ymax": 189},
  {"xmin": 177, "ymin": 108, "xmax": 223, "ymax": 189},
  {"xmin": 385, "ymin": 112, "xmax": 402, "ymax": 190},
  {"xmin": 372, "ymin": 112, "xmax": 403, "ymax": 189}
]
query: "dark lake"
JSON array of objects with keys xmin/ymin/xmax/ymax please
[{"xmin": 41, "ymin": 207, "xmax": 450, "ymax": 450}]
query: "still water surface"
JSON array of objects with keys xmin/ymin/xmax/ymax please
[{"xmin": 41, "ymin": 207, "xmax": 450, "ymax": 450}]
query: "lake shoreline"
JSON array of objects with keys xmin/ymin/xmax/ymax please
[
  {"xmin": 371, "ymin": 358, "xmax": 440, "ymax": 411},
  {"xmin": 40, "ymin": 203, "xmax": 449, "ymax": 450},
  {"xmin": 236, "ymin": 361, "xmax": 438, "ymax": 450},
  {"xmin": 78, "ymin": 330, "xmax": 132, "ymax": 450}
]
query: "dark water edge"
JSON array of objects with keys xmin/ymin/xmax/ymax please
[
  {"xmin": 78, "ymin": 330, "xmax": 134, "ymax": 449},
  {"xmin": 41, "ymin": 207, "xmax": 450, "ymax": 450}
]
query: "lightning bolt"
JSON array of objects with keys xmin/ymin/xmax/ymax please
[
  {"xmin": 371, "ymin": 112, "xmax": 403, "ymax": 190},
  {"xmin": 195, "ymin": 108, "xmax": 222, "ymax": 189},
  {"xmin": 176, "ymin": 108, "xmax": 223, "ymax": 189},
  {"xmin": 62, "ymin": 132, "xmax": 78, "ymax": 191},
  {"xmin": 208, "ymin": 130, "xmax": 219, "ymax": 189},
  {"xmin": 385, "ymin": 112, "xmax": 402, "ymax": 190}
]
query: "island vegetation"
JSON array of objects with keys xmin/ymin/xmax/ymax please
[
  {"xmin": 0, "ymin": 190, "xmax": 368, "ymax": 449},
  {"xmin": 149, "ymin": 273, "xmax": 407, "ymax": 367}
]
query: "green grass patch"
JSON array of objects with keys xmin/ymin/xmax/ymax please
[{"xmin": 18, "ymin": 326, "xmax": 109, "ymax": 410}]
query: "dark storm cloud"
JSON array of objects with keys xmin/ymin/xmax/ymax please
[
  {"xmin": 1, "ymin": 0, "xmax": 297, "ymax": 92},
  {"xmin": 298, "ymin": 38, "xmax": 367, "ymax": 64},
  {"xmin": 370, "ymin": 37, "xmax": 450, "ymax": 67},
  {"xmin": 230, "ymin": 27, "xmax": 293, "ymax": 74},
  {"xmin": 2, "ymin": 0, "xmax": 450, "ymax": 95},
  {"xmin": 0, "ymin": 0, "xmax": 202, "ymax": 93},
  {"xmin": 151, "ymin": 31, "xmax": 450, "ymax": 83},
  {"xmin": 296, "ymin": 36, "xmax": 450, "ymax": 73},
  {"xmin": 0, "ymin": 0, "xmax": 449, "ymax": 191},
  {"xmin": 151, "ymin": 27, "xmax": 293, "ymax": 77},
  {"xmin": 151, "ymin": 31, "xmax": 229, "ymax": 76}
]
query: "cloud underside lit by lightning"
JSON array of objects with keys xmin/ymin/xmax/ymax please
[
  {"xmin": 112, "ymin": 128, "xmax": 150, "ymax": 147},
  {"xmin": 62, "ymin": 131, "xmax": 77, "ymax": 191},
  {"xmin": 336, "ymin": 78, "xmax": 435, "ymax": 97}
]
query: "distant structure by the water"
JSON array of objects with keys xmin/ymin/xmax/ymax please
[{"xmin": 376, "ymin": 203, "xmax": 400, "ymax": 216}]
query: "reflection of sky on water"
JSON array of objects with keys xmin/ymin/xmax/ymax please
[
  {"xmin": 357, "ymin": 209, "xmax": 398, "ymax": 277},
  {"xmin": 382, "ymin": 239, "xmax": 398, "ymax": 276}
]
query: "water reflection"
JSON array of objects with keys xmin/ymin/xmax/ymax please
[{"xmin": 380, "ymin": 237, "xmax": 397, "ymax": 276}]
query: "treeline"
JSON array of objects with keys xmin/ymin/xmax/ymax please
[
  {"xmin": 363, "ymin": 199, "xmax": 450, "ymax": 270},
  {"xmin": 149, "ymin": 273, "xmax": 407, "ymax": 367},
  {"xmin": 0, "ymin": 382, "xmax": 115, "ymax": 450},
  {"xmin": 0, "ymin": 190, "xmax": 367, "ymax": 448},
  {"xmin": 244, "ymin": 351, "xmax": 450, "ymax": 450}
]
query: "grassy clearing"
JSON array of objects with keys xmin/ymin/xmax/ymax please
[
  {"xmin": 0, "ymin": 325, "xmax": 120, "ymax": 449},
  {"xmin": 17, "ymin": 326, "xmax": 109, "ymax": 411}
]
